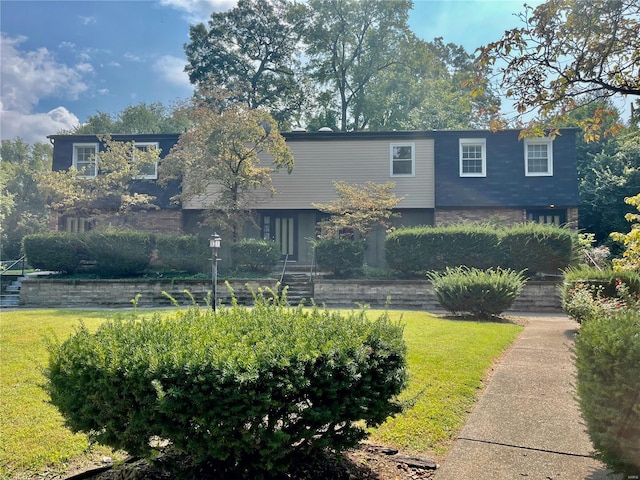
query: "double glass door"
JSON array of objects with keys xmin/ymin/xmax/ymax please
[{"xmin": 263, "ymin": 214, "xmax": 297, "ymax": 260}]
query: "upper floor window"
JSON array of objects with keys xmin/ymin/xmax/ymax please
[
  {"xmin": 133, "ymin": 142, "xmax": 159, "ymax": 179},
  {"xmin": 525, "ymin": 138, "xmax": 553, "ymax": 176},
  {"xmin": 390, "ymin": 143, "xmax": 415, "ymax": 177},
  {"xmin": 72, "ymin": 143, "xmax": 98, "ymax": 178},
  {"xmin": 459, "ymin": 138, "xmax": 486, "ymax": 177}
]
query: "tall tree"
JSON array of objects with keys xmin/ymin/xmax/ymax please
[
  {"xmin": 160, "ymin": 104, "xmax": 294, "ymax": 241},
  {"xmin": 304, "ymin": 0, "xmax": 412, "ymax": 132},
  {"xmin": 477, "ymin": 0, "xmax": 640, "ymax": 134},
  {"xmin": 72, "ymin": 102, "xmax": 189, "ymax": 134},
  {"xmin": 184, "ymin": 0, "xmax": 307, "ymax": 128},
  {"xmin": 0, "ymin": 139, "xmax": 51, "ymax": 258}
]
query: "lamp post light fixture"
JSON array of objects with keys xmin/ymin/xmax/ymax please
[{"xmin": 210, "ymin": 233, "xmax": 221, "ymax": 311}]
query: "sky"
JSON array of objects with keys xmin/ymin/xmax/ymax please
[{"xmin": 0, "ymin": 0, "xmax": 539, "ymax": 144}]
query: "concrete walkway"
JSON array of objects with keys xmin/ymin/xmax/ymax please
[{"xmin": 434, "ymin": 314, "xmax": 621, "ymax": 480}]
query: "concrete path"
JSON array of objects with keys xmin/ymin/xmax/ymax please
[{"xmin": 434, "ymin": 314, "xmax": 621, "ymax": 480}]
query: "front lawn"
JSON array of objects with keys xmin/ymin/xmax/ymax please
[{"xmin": 0, "ymin": 308, "xmax": 522, "ymax": 478}]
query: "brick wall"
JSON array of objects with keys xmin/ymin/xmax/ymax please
[{"xmin": 94, "ymin": 210, "xmax": 184, "ymax": 234}]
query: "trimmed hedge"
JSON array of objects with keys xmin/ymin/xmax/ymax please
[
  {"xmin": 561, "ymin": 266, "xmax": 640, "ymax": 301},
  {"xmin": 575, "ymin": 309, "xmax": 640, "ymax": 475},
  {"xmin": 385, "ymin": 224, "xmax": 576, "ymax": 276},
  {"xmin": 155, "ymin": 234, "xmax": 210, "ymax": 274},
  {"xmin": 22, "ymin": 233, "xmax": 86, "ymax": 274},
  {"xmin": 314, "ymin": 239, "xmax": 365, "ymax": 278},
  {"xmin": 230, "ymin": 239, "xmax": 281, "ymax": 273},
  {"xmin": 385, "ymin": 225, "xmax": 503, "ymax": 275},
  {"xmin": 427, "ymin": 267, "xmax": 527, "ymax": 318},
  {"xmin": 45, "ymin": 297, "xmax": 407, "ymax": 477},
  {"xmin": 83, "ymin": 231, "xmax": 154, "ymax": 277},
  {"xmin": 500, "ymin": 223, "xmax": 575, "ymax": 275}
]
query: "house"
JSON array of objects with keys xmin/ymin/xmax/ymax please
[{"xmin": 47, "ymin": 128, "xmax": 579, "ymax": 268}]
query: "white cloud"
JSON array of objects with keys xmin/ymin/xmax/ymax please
[
  {"xmin": 78, "ymin": 15, "xmax": 96, "ymax": 25},
  {"xmin": 0, "ymin": 102, "xmax": 80, "ymax": 144},
  {"xmin": 153, "ymin": 55, "xmax": 193, "ymax": 90},
  {"xmin": 159, "ymin": 0, "xmax": 236, "ymax": 23},
  {"xmin": 124, "ymin": 52, "xmax": 144, "ymax": 63},
  {"xmin": 0, "ymin": 34, "xmax": 88, "ymax": 142},
  {"xmin": 1, "ymin": 34, "xmax": 90, "ymax": 113}
]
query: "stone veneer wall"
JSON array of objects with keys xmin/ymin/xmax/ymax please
[
  {"xmin": 20, "ymin": 279, "xmax": 277, "ymax": 308},
  {"xmin": 21, "ymin": 278, "xmax": 562, "ymax": 311}
]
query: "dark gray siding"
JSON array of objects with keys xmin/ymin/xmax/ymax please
[
  {"xmin": 48, "ymin": 134, "xmax": 181, "ymax": 209},
  {"xmin": 435, "ymin": 129, "xmax": 579, "ymax": 207}
]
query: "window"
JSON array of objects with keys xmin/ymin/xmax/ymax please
[
  {"xmin": 525, "ymin": 138, "xmax": 553, "ymax": 176},
  {"xmin": 72, "ymin": 143, "xmax": 98, "ymax": 178},
  {"xmin": 390, "ymin": 143, "xmax": 415, "ymax": 177},
  {"xmin": 459, "ymin": 138, "xmax": 486, "ymax": 177},
  {"xmin": 527, "ymin": 209, "xmax": 566, "ymax": 226},
  {"xmin": 133, "ymin": 142, "xmax": 159, "ymax": 179}
]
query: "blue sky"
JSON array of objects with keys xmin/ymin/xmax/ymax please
[{"xmin": 1, "ymin": 0, "xmax": 537, "ymax": 144}]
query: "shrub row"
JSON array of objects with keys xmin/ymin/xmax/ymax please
[
  {"xmin": 23, "ymin": 233, "xmax": 280, "ymax": 277},
  {"xmin": 575, "ymin": 309, "xmax": 640, "ymax": 476},
  {"xmin": 314, "ymin": 239, "xmax": 365, "ymax": 278},
  {"xmin": 385, "ymin": 223, "xmax": 576, "ymax": 276},
  {"xmin": 45, "ymin": 296, "xmax": 407, "ymax": 477}
]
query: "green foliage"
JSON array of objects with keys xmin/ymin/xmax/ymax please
[
  {"xmin": 230, "ymin": 238, "xmax": 281, "ymax": 273},
  {"xmin": 314, "ymin": 238, "xmax": 365, "ymax": 278},
  {"xmin": 22, "ymin": 233, "xmax": 85, "ymax": 274},
  {"xmin": 427, "ymin": 267, "xmax": 527, "ymax": 318},
  {"xmin": 575, "ymin": 309, "xmax": 640, "ymax": 475},
  {"xmin": 384, "ymin": 225, "xmax": 503, "ymax": 275},
  {"xmin": 45, "ymin": 298, "xmax": 407, "ymax": 477},
  {"xmin": 155, "ymin": 234, "xmax": 210, "ymax": 274},
  {"xmin": 84, "ymin": 231, "xmax": 155, "ymax": 277},
  {"xmin": 561, "ymin": 266, "xmax": 640, "ymax": 323},
  {"xmin": 499, "ymin": 223, "xmax": 576, "ymax": 275}
]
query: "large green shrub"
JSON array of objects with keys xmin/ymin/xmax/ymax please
[
  {"xmin": 22, "ymin": 233, "xmax": 86, "ymax": 274},
  {"xmin": 155, "ymin": 234, "xmax": 210, "ymax": 274},
  {"xmin": 84, "ymin": 231, "xmax": 154, "ymax": 277},
  {"xmin": 427, "ymin": 267, "xmax": 527, "ymax": 318},
  {"xmin": 45, "ymin": 297, "xmax": 407, "ymax": 477},
  {"xmin": 385, "ymin": 226, "xmax": 503, "ymax": 275},
  {"xmin": 500, "ymin": 223, "xmax": 576, "ymax": 275},
  {"xmin": 575, "ymin": 309, "xmax": 640, "ymax": 475},
  {"xmin": 230, "ymin": 238, "xmax": 281, "ymax": 273},
  {"xmin": 314, "ymin": 239, "xmax": 365, "ymax": 278}
]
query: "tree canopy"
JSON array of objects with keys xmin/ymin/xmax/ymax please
[
  {"xmin": 161, "ymin": 102, "xmax": 293, "ymax": 241},
  {"xmin": 477, "ymin": 0, "xmax": 640, "ymax": 135}
]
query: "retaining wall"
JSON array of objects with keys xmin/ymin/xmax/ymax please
[{"xmin": 20, "ymin": 278, "xmax": 562, "ymax": 311}]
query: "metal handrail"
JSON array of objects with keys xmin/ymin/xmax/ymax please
[
  {"xmin": 279, "ymin": 254, "xmax": 289, "ymax": 285},
  {"xmin": 0, "ymin": 256, "xmax": 26, "ymax": 276}
]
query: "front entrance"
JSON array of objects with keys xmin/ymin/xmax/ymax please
[{"xmin": 263, "ymin": 214, "xmax": 297, "ymax": 261}]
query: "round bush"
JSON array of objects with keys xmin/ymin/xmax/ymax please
[
  {"xmin": 427, "ymin": 267, "xmax": 527, "ymax": 318},
  {"xmin": 575, "ymin": 309, "xmax": 640, "ymax": 476},
  {"xmin": 230, "ymin": 238, "xmax": 281, "ymax": 273},
  {"xmin": 314, "ymin": 239, "xmax": 365, "ymax": 278},
  {"xmin": 45, "ymin": 298, "xmax": 407, "ymax": 477},
  {"xmin": 155, "ymin": 234, "xmax": 210, "ymax": 274}
]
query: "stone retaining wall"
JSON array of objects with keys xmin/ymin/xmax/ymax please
[{"xmin": 20, "ymin": 278, "xmax": 562, "ymax": 311}]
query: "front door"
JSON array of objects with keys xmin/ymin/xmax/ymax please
[{"xmin": 263, "ymin": 214, "xmax": 297, "ymax": 261}]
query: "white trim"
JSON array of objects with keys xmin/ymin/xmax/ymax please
[
  {"xmin": 72, "ymin": 143, "xmax": 99, "ymax": 178},
  {"xmin": 133, "ymin": 141, "xmax": 159, "ymax": 179},
  {"xmin": 390, "ymin": 142, "xmax": 415, "ymax": 177},
  {"xmin": 524, "ymin": 138, "xmax": 553, "ymax": 176},
  {"xmin": 459, "ymin": 138, "xmax": 486, "ymax": 177}
]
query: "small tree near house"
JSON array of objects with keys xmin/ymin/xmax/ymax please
[{"xmin": 312, "ymin": 181, "xmax": 404, "ymax": 240}]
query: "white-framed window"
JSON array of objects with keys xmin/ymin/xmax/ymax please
[
  {"xmin": 72, "ymin": 143, "xmax": 99, "ymax": 178},
  {"xmin": 133, "ymin": 142, "xmax": 159, "ymax": 179},
  {"xmin": 459, "ymin": 138, "xmax": 486, "ymax": 177},
  {"xmin": 524, "ymin": 138, "xmax": 553, "ymax": 176},
  {"xmin": 390, "ymin": 143, "xmax": 415, "ymax": 177}
]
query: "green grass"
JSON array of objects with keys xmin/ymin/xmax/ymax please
[{"xmin": 0, "ymin": 308, "xmax": 522, "ymax": 478}]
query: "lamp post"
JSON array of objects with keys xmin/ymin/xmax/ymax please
[{"xmin": 210, "ymin": 233, "xmax": 221, "ymax": 311}]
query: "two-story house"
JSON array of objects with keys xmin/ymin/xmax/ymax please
[{"xmin": 47, "ymin": 128, "xmax": 579, "ymax": 268}]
